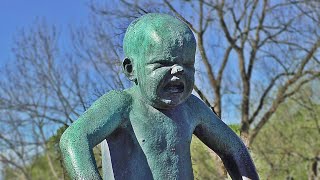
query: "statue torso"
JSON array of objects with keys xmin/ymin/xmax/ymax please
[{"xmin": 106, "ymin": 97, "xmax": 199, "ymax": 180}]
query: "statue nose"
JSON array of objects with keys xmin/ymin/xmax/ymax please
[{"xmin": 171, "ymin": 65, "xmax": 184, "ymax": 74}]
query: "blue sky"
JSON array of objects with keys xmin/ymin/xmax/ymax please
[{"xmin": 0, "ymin": 1, "xmax": 89, "ymax": 67}]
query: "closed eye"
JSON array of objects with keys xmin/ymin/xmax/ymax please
[
  {"xmin": 157, "ymin": 61, "xmax": 174, "ymax": 66},
  {"xmin": 150, "ymin": 63, "xmax": 166, "ymax": 70},
  {"xmin": 152, "ymin": 61, "xmax": 174, "ymax": 68}
]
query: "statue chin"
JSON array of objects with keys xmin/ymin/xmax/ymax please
[{"xmin": 144, "ymin": 93, "xmax": 191, "ymax": 110}]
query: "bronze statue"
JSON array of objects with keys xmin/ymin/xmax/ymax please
[{"xmin": 60, "ymin": 13, "xmax": 259, "ymax": 180}]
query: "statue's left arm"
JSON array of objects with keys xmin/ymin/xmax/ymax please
[
  {"xmin": 59, "ymin": 91, "xmax": 131, "ymax": 179},
  {"xmin": 190, "ymin": 95, "xmax": 259, "ymax": 180}
]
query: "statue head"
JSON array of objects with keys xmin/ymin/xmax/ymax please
[{"xmin": 123, "ymin": 13, "xmax": 196, "ymax": 109}]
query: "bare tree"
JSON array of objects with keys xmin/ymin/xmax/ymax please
[{"xmin": 0, "ymin": 20, "xmax": 121, "ymax": 179}]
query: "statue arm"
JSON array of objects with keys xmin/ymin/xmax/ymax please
[
  {"xmin": 191, "ymin": 96, "xmax": 259, "ymax": 180},
  {"xmin": 59, "ymin": 91, "xmax": 130, "ymax": 179}
]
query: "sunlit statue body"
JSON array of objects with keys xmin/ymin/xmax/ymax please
[{"xmin": 60, "ymin": 13, "xmax": 259, "ymax": 180}]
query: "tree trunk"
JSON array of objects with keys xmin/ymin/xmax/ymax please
[
  {"xmin": 213, "ymin": 87, "xmax": 222, "ymax": 118},
  {"xmin": 240, "ymin": 123, "xmax": 251, "ymax": 147}
]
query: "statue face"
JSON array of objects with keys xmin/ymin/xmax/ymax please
[{"xmin": 135, "ymin": 30, "xmax": 195, "ymax": 109}]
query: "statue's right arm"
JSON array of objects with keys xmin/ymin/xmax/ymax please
[
  {"xmin": 189, "ymin": 95, "xmax": 259, "ymax": 180},
  {"xmin": 59, "ymin": 91, "xmax": 131, "ymax": 180}
]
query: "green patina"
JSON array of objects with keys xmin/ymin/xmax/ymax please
[{"xmin": 60, "ymin": 13, "xmax": 259, "ymax": 180}]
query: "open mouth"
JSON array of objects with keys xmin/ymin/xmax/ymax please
[{"xmin": 164, "ymin": 81, "xmax": 185, "ymax": 93}]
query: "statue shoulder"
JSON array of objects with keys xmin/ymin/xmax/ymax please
[
  {"xmin": 185, "ymin": 94, "xmax": 216, "ymax": 120},
  {"xmin": 185, "ymin": 94, "xmax": 209, "ymax": 110},
  {"xmin": 93, "ymin": 90, "xmax": 133, "ymax": 111},
  {"xmin": 66, "ymin": 90, "xmax": 132, "ymax": 135}
]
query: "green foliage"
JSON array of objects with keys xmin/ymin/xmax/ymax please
[
  {"xmin": 3, "ymin": 126, "xmax": 70, "ymax": 180},
  {"xmin": 29, "ymin": 155, "xmax": 61, "ymax": 180},
  {"xmin": 3, "ymin": 167, "xmax": 19, "ymax": 180},
  {"xmin": 252, "ymin": 98, "xmax": 320, "ymax": 179},
  {"xmin": 191, "ymin": 135, "xmax": 219, "ymax": 179}
]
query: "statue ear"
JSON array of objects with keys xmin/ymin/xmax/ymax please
[{"xmin": 122, "ymin": 57, "xmax": 137, "ymax": 83}]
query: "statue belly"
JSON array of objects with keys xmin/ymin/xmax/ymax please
[{"xmin": 107, "ymin": 126, "xmax": 153, "ymax": 180}]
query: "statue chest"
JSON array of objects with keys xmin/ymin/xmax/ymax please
[{"xmin": 129, "ymin": 104, "xmax": 195, "ymax": 152}]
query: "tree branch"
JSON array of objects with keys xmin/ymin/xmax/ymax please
[{"xmin": 163, "ymin": 0, "xmax": 198, "ymax": 33}]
